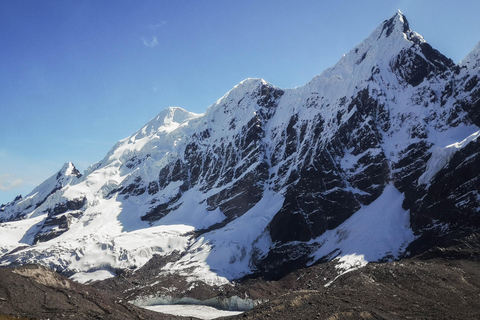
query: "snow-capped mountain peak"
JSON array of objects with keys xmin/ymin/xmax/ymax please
[
  {"xmin": 0, "ymin": 162, "xmax": 82, "ymax": 222},
  {"xmin": 209, "ymin": 78, "xmax": 275, "ymax": 114},
  {"xmin": 1, "ymin": 12, "xmax": 479, "ymax": 290},
  {"xmin": 139, "ymin": 107, "xmax": 200, "ymax": 136},
  {"xmin": 379, "ymin": 10, "xmax": 412, "ymax": 39},
  {"xmin": 61, "ymin": 161, "xmax": 82, "ymax": 178},
  {"xmin": 305, "ymin": 11, "xmax": 431, "ymax": 103}
]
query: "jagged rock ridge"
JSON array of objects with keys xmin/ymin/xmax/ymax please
[{"xmin": 1, "ymin": 11, "xmax": 479, "ymax": 286}]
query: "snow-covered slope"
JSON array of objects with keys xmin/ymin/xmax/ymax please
[{"xmin": 1, "ymin": 11, "xmax": 480, "ymax": 285}]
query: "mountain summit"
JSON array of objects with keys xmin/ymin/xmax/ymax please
[{"xmin": 1, "ymin": 11, "xmax": 479, "ymax": 291}]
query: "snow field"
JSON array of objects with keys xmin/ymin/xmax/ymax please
[
  {"xmin": 311, "ymin": 184, "xmax": 414, "ymax": 269},
  {"xmin": 143, "ymin": 304, "xmax": 244, "ymax": 320}
]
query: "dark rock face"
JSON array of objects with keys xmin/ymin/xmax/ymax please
[
  {"xmin": 392, "ymin": 43, "xmax": 454, "ymax": 87},
  {"xmin": 66, "ymin": 197, "xmax": 86, "ymax": 211},
  {"xmin": 393, "ymin": 141, "xmax": 432, "ymax": 193},
  {"xmin": 206, "ymin": 168, "xmax": 267, "ymax": 219},
  {"xmin": 268, "ymin": 149, "xmax": 361, "ymax": 243},
  {"xmin": 459, "ymin": 75, "xmax": 480, "ymax": 126},
  {"xmin": 34, "ymin": 196, "xmax": 86, "ymax": 244},
  {"xmin": 406, "ymin": 138, "xmax": 480, "ymax": 255},
  {"xmin": 268, "ymin": 89, "xmax": 390, "ymax": 247},
  {"xmin": 141, "ymin": 193, "xmax": 181, "ymax": 222}
]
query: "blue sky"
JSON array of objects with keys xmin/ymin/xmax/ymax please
[{"xmin": 1, "ymin": 0, "xmax": 480, "ymax": 204}]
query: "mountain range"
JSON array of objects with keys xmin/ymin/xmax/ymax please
[{"xmin": 1, "ymin": 10, "xmax": 479, "ymax": 319}]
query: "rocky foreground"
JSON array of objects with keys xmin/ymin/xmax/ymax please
[
  {"xmin": 1, "ymin": 233, "xmax": 479, "ymax": 319},
  {"xmin": 229, "ymin": 234, "xmax": 480, "ymax": 320},
  {"xmin": 0, "ymin": 265, "xmax": 184, "ymax": 320}
]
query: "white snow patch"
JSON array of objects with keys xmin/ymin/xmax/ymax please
[
  {"xmin": 311, "ymin": 184, "xmax": 413, "ymax": 264},
  {"xmin": 203, "ymin": 192, "xmax": 285, "ymax": 279},
  {"xmin": 335, "ymin": 254, "xmax": 368, "ymax": 273},
  {"xmin": 155, "ymin": 188, "xmax": 227, "ymax": 230},
  {"xmin": 69, "ymin": 269, "xmax": 115, "ymax": 284},
  {"xmin": 159, "ymin": 237, "xmax": 231, "ymax": 287},
  {"xmin": 324, "ymin": 254, "xmax": 368, "ymax": 287},
  {"xmin": 419, "ymin": 130, "xmax": 480, "ymax": 186},
  {"xmin": 0, "ymin": 214, "xmax": 45, "ymax": 256}
]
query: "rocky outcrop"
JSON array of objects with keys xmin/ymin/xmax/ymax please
[
  {"xmin": 0, "ymin": 264, "xmax": 181, "ymax": 320},
  {"xmin": 34, "ymin": 196, "xmax": 86, "ymax": 244}
]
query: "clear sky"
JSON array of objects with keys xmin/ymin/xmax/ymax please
[{"xmin": 1, "ymin": 0, "xmax": 480, "ymax": 205}]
